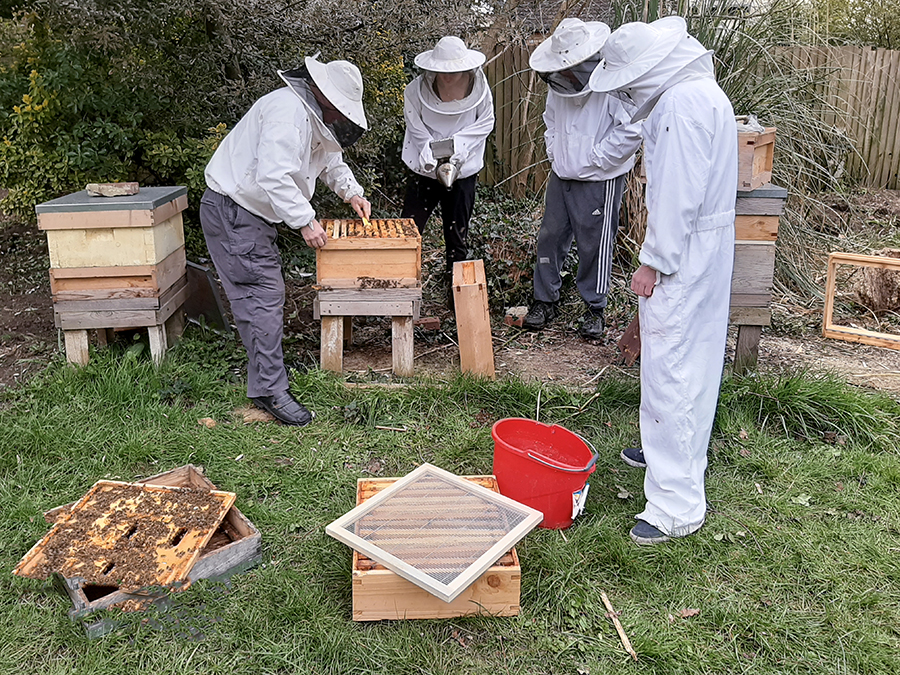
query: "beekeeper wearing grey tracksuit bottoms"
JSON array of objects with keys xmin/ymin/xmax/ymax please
[
  {"xmin": 201, "ymin": 56, "xmax": 371, "ymax": 426},
  {"xmin": 589, "ymin": 17, "xmax": 738, "ymax": 544},
  {"xmin": 524, "ymin": 19, "xmax": 642, "ymax": 340},
  {"xmin": 401, "ymin": 36, "xmax": 495, "ymax": 281}
]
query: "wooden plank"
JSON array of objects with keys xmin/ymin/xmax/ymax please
[
  {"xmin": 734, "ymin": 196, "xmax": 787, "ymax": 217},
  {"xmin": 63, "ymin": 330, "xmax": 90, "ymax": 366},
  {"xmin": 823, "ymin": 324, "xmax": 900, "ymax": 350},
  {"xmin": 452, "ymin": 260, "xmax": 495, "ymax": 379},
  {"xmin": 52, "ymin": 272, "xmax": 187, "ymax": 312},
  {"xmin": 729, "ymin": 306, "xmax": 771, "ymax": 326},
  {"xmin": 46, "ymin": 213, "xmax": 185, "ymax": 268},
  {"xmin": 875, "ymin": 49, "xmax": 900, "ymax": 188},
  {"xmin": 50, "ymin": 247, "xmax": 186, "ymax": 299},
  {"xmin": 734, "ymin": 214, "xmax": 779, "ymax": 241},
  {"xmin": 318, "ymin": 300, "xmax": 418, "ymax": 317},
  {"xmin": 392, "ymin": 316, "xmax": 414, "ymax": 377},
  {"xmin": 737, "ymin": 128, "xmax": 775, "ymax": 190},
  {"xmin": 147, "ymin": 324, "xmax": 167, "ymax": 366},
  {"xmin": 729, "ymin": 293, "xmax": 771, "ymax": 308},
  {"xmin": 320, "ymin": 316, "xmax": 343, "ymax": 373},
  {"xmin": 731, "ymin": 242, "xmax": 776, "ymax": 296}
]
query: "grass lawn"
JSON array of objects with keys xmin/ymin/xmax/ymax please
[{"xmin": 2, "ymin": 329, "xmax": 900, "ymax": 674}]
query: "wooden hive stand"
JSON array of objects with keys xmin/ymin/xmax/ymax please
[
  {"xmin": 315, "ymin": 219, "xmax": 422, "ymax": 376},
  {"xmin": 36, "ymin": 186, "xmax": 189, "ymax": 366}
]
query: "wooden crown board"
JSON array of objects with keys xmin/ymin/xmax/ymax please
[
  {"xmin": 326, "ymin": 463, "xmax": 542, "ymax": 603},
  {"xmin": 14, "ymin": 480, "xmax": 236, "ymax": 591}
]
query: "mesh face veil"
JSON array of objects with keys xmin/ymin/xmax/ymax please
[
  {"xmin": 538, "ymin": 55, "xmax": 602, "ymax": 97},
  {"xmin": 279, "ymin": 66, "xmax": 366, "ymax": 149}
]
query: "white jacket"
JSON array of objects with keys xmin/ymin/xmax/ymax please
[
  {"xmin": 544, "ymin": 89, "xmax": 642, "ymax": 181},
  {"xmin": 205, "ymin": 87, "xmax": 364, "ymax": 230},
  {"xmin": 401, "ymin": 72, "xmax": 495, "ymax": 179}
]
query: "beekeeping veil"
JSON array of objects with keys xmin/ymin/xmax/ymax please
[
  {"xmin": 413, "ymin": 36, "xmax": 489, "ymax": 115},
  {"xmin": 589, "ymin": 16, "xmax": 715, "ymax": 121},
  {"xmin": 529, "ymin": 18, "xmax": 610, "ymax": 98},
  {"xmin": 279, "ymin": 55, "xmax": 368, "ymax": 150}
]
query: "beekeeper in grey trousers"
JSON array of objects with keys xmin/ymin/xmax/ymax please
[
  {"xmin": 590, "ymin": 17, "xmax": 738, "ymax": 544},
  {"xmin": 523, "ymin": 19, "xmax": 642, "ymax": 339},
  {"xmin": 201, "ymin": 56, "xmax": 371, "ymax": 426}
]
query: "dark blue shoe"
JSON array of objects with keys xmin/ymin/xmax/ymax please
[
  {"xmin": 630, "ymin": 520, "xmax": 670, "ymax": 545},
  {"xmin": 620, "ymin": 447, "xmax": 646, "ymax": 468}
]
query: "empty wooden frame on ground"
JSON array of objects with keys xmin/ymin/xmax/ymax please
[{"xmin": 823, "ymin": 251, "xmax": 900, "ymax": 349}]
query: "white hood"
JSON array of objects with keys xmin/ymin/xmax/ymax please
[{"xmin": 416, "ymin": 68, "xmax": 489, "ymax": 115}]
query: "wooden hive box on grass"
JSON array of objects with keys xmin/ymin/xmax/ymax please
[
  {"xmin": 41, "ymin": 464, "xmax": 261, "ymax": 637},
  {"xmin": 317, "ymin": 218, "xmax": 421, "ymax": 289},
  {"xmin": 351, "ymin": 475, "xmax": 521, "ymax": 621},
  {"xmin": 737, "ymin": 127, "xmax": 776, "ymax": 190}
]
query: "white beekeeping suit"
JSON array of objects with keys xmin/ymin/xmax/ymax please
[{"xmin": 590, "ymin": 17, "xmax": 738, "ymax": 542}]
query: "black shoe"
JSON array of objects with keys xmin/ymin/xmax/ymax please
[
  {"xmin": 252, "ymin": 391, "xmax": 315, "ymax": 427},
  {"xmin": 630, "ymin": 520, "xmax": 670, "ymax": 545},
  {"xmin": 579, "ymin": 310, "xmax": 605, "ymax": 339},
  {"xmin": 620, "ymin": 447, "xmax": 646, "ymax": 468},
  {"xmin": 523, "ymin": 301, "xmax": 557, "ymax": 329}
]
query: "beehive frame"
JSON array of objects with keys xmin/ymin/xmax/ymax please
[{"xmin": 326, "ymin": 463, "xmax": 542, "ymax": 603}]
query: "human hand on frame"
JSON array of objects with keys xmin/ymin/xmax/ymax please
[
  {"xmin": 349, "ymin": 195, "xmax": 371, "ymax": 220},
  {"xmin": 302, "ymin": 219, "xmax": 328, "ymax": 249}
]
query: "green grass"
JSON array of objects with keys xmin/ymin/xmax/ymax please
[{"xmin": 3, "ymin": 329, "xmax": 900, "ymax": 674}]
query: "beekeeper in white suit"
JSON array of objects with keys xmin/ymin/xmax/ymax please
[
  {"xmin": 401, "ymin": 36, "xmax": 495, "ymax": 291},
  {"xmin": 589, "ymin": 17, "xmax": 737, "ymax": 544},
  {"xmin": 523, "ymin": 18, "xmax": 642, "ymax": 339},
  {"xmin": 202, "ymin": 56, "xmax": 371, "ymax": 426}
]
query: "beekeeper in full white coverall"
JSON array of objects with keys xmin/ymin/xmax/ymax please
[
  {"xmin": 589, "ymin": 17, "xmax": 738, "ymax": 545},
  {"xmin": 201, "ymin": 57, "xmax": 371, "ymax": 427},
  {"xmin": 401, "ymin": 36, "xmax": 495, "ymax": 291}
]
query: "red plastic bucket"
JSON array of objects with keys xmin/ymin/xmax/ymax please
[{"xmin": 491, "ymin": 418, "xmax": 598, "ymax": 529}]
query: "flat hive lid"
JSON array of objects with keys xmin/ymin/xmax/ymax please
[
  {"xmin": 35, "ymin": 186, "xmax": 188, "ymax": 213},
  {"xmin": 14, "ymin": 480, "xmax": 235, "ymax": 591},
  {"xmin": 326, "ymin": 463, "xmax": 542, "ymax": 602}
]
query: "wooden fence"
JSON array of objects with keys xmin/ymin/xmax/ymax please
[{"xmin": 483, "ymin": 43, "xmax": 900, "ymax": 194}]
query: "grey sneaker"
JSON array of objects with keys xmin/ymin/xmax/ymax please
[
  {"xmin": 523, "ymin": 301, "xmax": 558, "ymax": 329},
  {"xmin": 630, "ymin": 520, "xmax": 670, "ymax": 545},
  {"xmin": 579, "ymin": 309, "xmax": 605, "ymax": 339},
  {"xmin": 620, "ymin": 447, "xmax": 646, "ymax": 468}
]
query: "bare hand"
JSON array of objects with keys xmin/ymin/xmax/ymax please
[
  {"xmin": 301, "ymin": 219, "xmax": 328, "ymax": 249},
  {"xmin": 631, "ymin": 264, "xmax": 658, "ymax": 298},
  {"xmin": 349, "ymin": 195, "xmax": 371, "ymax": 220}
]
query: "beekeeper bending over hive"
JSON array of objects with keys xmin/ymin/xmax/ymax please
[
  {"xmin": 201, "ymin": 57, "xmax": 371, "ymax": 426},
  {"xmin": 401, "ymin": 36, "xmax": 495, "ymax": 297},
  {"xmin": 589, "ymin": 17, "xmax": 737, "ymax": 544},
  {"xmin": 523, "ymin": 18, "xmax": 642, "ymax": 340}
]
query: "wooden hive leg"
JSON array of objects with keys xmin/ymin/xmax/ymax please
[
  {"xmin": 165, "ymin": 309, "xmax": 186, "ymax": 345},
  {"xmin": 392, "ymin": 316, "xmax": 414, "ymax": 377},
  {"xmin": 63, "ymin": 330, "xmax": 90, "ymax": 366},
  {"xmin": 343, "ymin": 316, "xmax": 354, "ymax": 346},
  {"xmin": 321, "ymin": 316, "xmax": 344, "ymax": 373},
  {"xmin": 733, "ymin": 325, "xmax": 762, "ymax": 375},
  {"xmin": 147, "ymin": 323, "xmax": 168, "ymax": 366},
  {"xmin": 94, "ymin": 328, "xmax": 115, "ymax": 349}
]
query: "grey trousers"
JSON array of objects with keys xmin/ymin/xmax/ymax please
[
  {"xmin": 533, "ymin": 173, "xmax": 625, "ymax": 311},
  {"xmin": 199, "ymin": 189, "xmax": 289, "ymax": 398}
]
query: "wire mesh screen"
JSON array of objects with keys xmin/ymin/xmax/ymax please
[{"xmin": 341, "ymin": 469, "xmax": 529, "ymax": 586}]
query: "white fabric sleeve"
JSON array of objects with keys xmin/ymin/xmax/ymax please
[
  {"xmin": 256, "ymin": 120, "xmax": 316, "ymax": 229},
  {"xmin": 543, "ymin": 93, "xmax": 557, "ymax": 164},
  {"xmin": 589, "ymin": 98, "xmax": 643, "ymax": 173},
  {"xmin": 319, "ymin": 151, "xmax": 364, "ymax": 203},
  {"xmin": 403, "ymin": 93, "xmax": 438, "ymax": 174},
  {"xmin": 639, "ymin": 111, "xmax": 712, "ymax": 276},
  {"xmin": 449, "ymin": 91, "xmax": 495, "ymax": 165}
]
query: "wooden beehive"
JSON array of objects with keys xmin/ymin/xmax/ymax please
[
  {"xmin": 350, "ymin": 475, "xmax": 521, "ymax": 621},
  {"xmin": 737, "ymin": 127, "xmax": 776, "ymax": 190},
  {"xmin": 317, "ymin": 218, "xmax": 421, "ymax": 289},
  {"xmin": 38, "ymin": 465, "xmax": 262, "ymax": 633}
]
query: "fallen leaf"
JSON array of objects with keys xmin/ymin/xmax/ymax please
[
  {"xmin": 739, "ymin": 429, "xmax": 749, "ymax": 439},
  {"xmin": 198, "ymin": 417, "xmax": 216, "ymax": 428},
  {"xmin": 739, "ymin": 448, "xmax": 751, "ymax": 457},
  {"xmin": 234, "ymin": 453, "xmax": 244, "ymax": 462},
  {"xmin": 616, "ymin": 485, "xmax": 632, "ymax": 499},
  {"xmin": 835, "ymin": 482, "xmax": 844, "ymax": 491},
  {"xmin": 667, "ymin": 613, "xmax": 676, "ymax": 623},
  {"xmin": 678, "ymin": 608, "xmax": 700, "ymax": 619},
  {"xmin": 791, "ymin": 493, "xmax": 812, "ymax": 506},
  {"xmin": 755, "ymin": 483, "xmax": 763, "ymax": 494}
]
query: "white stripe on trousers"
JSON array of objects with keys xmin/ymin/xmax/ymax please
[{"xmin": 595, "ymin": 179, "xmax": 615, "ymax": 295}]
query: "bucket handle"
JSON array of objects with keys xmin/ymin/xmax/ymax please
[{"xmin": 526, "ymin": 433, "xmax": 599, "ymax": 474}]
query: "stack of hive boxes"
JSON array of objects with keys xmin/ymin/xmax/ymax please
[
  {"xmin": 731, "ymin": 128, "xmax": 786, "ymax": 373},
  {"xmin": 36, "ymin": 186, "xmax": 189, "ymax": 365}
]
